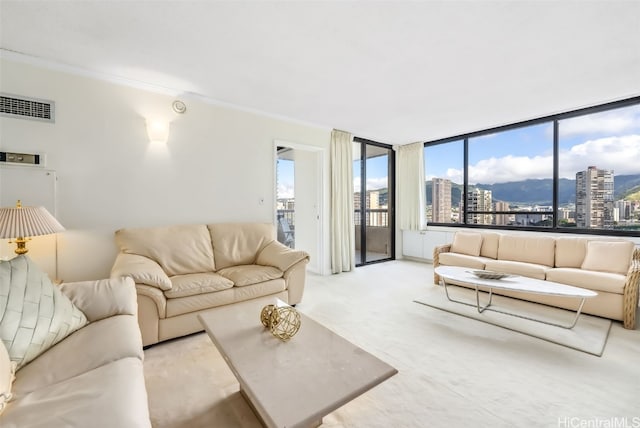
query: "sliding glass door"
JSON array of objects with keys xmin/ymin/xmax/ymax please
[{"xmin": 353, "ymin": 138, "xmax": 395, "ymax": 266}]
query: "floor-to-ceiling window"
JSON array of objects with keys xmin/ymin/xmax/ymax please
[
  {"xmin": 353, "ymin": 138, "xmax": 395, "ymax": 265},
  {"xmin": 424, "ymin": 96, "xmax": 640, "ymax": 236}
]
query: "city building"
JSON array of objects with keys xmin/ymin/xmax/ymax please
[
  {"xmin": 466, "ymin": 188, "xmax": 493, "ymax": 225},
  {"xmin": 494, "ymin": 201, "xmax": 510, "ymax": 225},
  {"xmin": 575, "ymin": 166, "xmax": 615, "ymax": 229},
  {"xmin": 615, "ymin": 200, "xmax": 631, "ymax": 221},
  {"xmin": 354, "ymin": 190, "xmax": 388, "ymax": 227},
  {"xmin": 557, "ymin": 207, "xmax": 575, "ymax": 224},
  {"xmin": 432, "ymin": 178, "xmax": 452, "ymax": 223}
]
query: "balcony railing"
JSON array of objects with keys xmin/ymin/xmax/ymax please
[
  {"xmin": 278, "ymin": 208, "xmax": 392, "ymax": 260},
  {"xmin": 354, "ymin": 209, "xmax": 389, "ymax": 227}
]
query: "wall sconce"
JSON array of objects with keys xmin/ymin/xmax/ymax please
[{"xmin": 146, "ymin": 120, "xmax": 170, "ymax": 144}]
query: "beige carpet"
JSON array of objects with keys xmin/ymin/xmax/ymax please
[
  {"xmin": 144, "ymin": 260, "xmax": 640, "ymax": 428},
  {"xmin": 415, "ymin": 285, "xmax": 612, "ymax": 356}
]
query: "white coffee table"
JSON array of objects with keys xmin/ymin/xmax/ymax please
[
  {"xmin": 198, "ymin": 299, "xmax": 397, "ymax": 428},
  {"xmin": 434, "ymin": 266, "xmax": 597, "ymax": 329}
]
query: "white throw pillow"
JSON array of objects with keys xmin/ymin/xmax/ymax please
[
  {"xmin": 581, "ymin": 241, "xmax": 635, "ymax": 275},
  {"xmin": 451, "ymin": 232, "xmax": 483, "ymax": 257},
  {"xmin": 0, "ymin": 255, "xmax": 88, "ymax": 370},
  {"xmin": 0, "ymin": 340, "xmax": 16, "ymax": 415}
]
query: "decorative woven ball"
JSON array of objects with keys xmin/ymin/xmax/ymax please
[
  {"xmin": 260, "ymin": 304, "xmax": 279, "ymax": 328},
  {"xmin": 269, "ymin": 306, "xmax": 301, "ymax": 341}
]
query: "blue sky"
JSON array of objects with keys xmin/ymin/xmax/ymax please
[
  {"xmin": 278, "ymin": 103, "xmax": 640, "ymax": 197},
  {"xmin": 425, "ymin": 103, "xmax": 640, "ymax": 184}
]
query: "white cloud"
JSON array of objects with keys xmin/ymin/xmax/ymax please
[
  {"xmin": 367, "ymin": 177, "xmax": 388, "ymax": 190},
  {"xmin": 353, "ymin": 176, "xmax": 388, "ymax": 192},
  {"xmin": 464, "ymin": 134, "xmax": 640, "ymax": 184},
  {"xmin": 469, "ymin": 154, "xmax": 553, "ymax": 184},
  {"xmin": 277, "ymin": 182, "xmax": 294, "ymax": 199},
  {"xmin": 558, "ymin": 135, "xmax": 640, "ymax": 178},
  {"xmin": 559, "ymin": 107, "xmax": 640, "ymax": 137}
]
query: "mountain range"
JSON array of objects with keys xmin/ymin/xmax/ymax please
[{"xmin": 425, "ymin": 174, "xmax": 640, "ymax": 206}]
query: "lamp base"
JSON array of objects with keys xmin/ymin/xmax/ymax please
[{"xmin": 13, "ymin": 237, "xmax": 29, "ymax": 255}]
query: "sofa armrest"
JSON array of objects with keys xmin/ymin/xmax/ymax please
[
  {"xmin": 256, "ymin": 240, "xmax": 310, "ymax": 272},
  {"xmin": 111, "ymin": 253, "xmax": 172, "ymax": 291},
  {"xmin": 622, "ymin": 248, "xmax": 640, "ymax": 329},
  {"xmin": 60, "ymin": 277, "xmax": 137, "ymax": 323},
  {"xmin": 433, "ymin": 244, "xmax": 452, "ymax": 284},
  {"xmin": 136, "ymin": 284, "xmax": 167, "ymax": 319},
  {"xmin": 283, "ymin": 258, "xmax": 309, "ymax": 305}
]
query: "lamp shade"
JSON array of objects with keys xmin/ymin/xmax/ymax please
[{"xmin": 0, "ymin": 201, "xmax": 65, "ymax": 239}]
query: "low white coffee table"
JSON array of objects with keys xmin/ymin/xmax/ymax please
[
  {"xmin": 198, "ymin": 299, "xmax": 397, "ymax": 428},
  {"xmin": 435, "ymin": 266, "xmax": 597, "ymax": 329}
]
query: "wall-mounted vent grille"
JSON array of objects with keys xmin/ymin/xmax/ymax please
[{"xmin": 0, "ymin": 93, "xmax": 55, "ymax": 123}]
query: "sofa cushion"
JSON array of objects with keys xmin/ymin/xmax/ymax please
[
  {"xmin": 0, "ymin": 256, "xmax": 87, "ymax": 370},
  {"xmin": 450, "ymin": 232, "xmax": 483, "ymax": 256},
  {"xmin": 497, "ymin": 234, "xmax": 556, "ymax": 267},
  {"xmin": 1, "ymin": 340, "xmax": 16, "ymax": 415},
  {"xmin": 208, "ymin": 223, "xmax": 275, "ymax": 270},
  {"xmin": 581, "ymin": 241, "xmax": 635, "ymax": 275},
  {"xmin": 11, "ymin": 315, "xmax": 143, "ymax": 397},
  {"xmin": 115, "ymin": 224, "xmax": 215, "ymax": 276},
  {"xmin": 555, "ymin": 237, "xmax": 589, "ymax": 268},
  {"xmin": 479, "ymin": 232, "xmax": 501, "ymax": 259},
  {"xmin": 165, "ymin": 279, "xmax": 286, "ymax": 317},
  {"xmin": 483, "ymin": 259, "xmax": 549, "ymax": 280},
  {"xmin": 438, "ymin": 253, "xmax": 488, "ymax": 270},
  {"xmin": 546, "ymin": 268, "xmax": 625, "ymax": 295},
  {"xmin": 217, "ymin": 265, "xmax": 284, "ymax": 287},
  {"xmin": 165, "ymin": 273, "xmax": 233, "ymax": 299},
  {"xmin": 3, "ymin": 358, "xmax": 151, "ymax": 428}
]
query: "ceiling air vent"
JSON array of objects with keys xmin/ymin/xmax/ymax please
[{"xmin": 0, "ymin": 93, "xmax": 55, "ymax": 123}]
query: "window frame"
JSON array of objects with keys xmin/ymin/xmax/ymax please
[{"xmin": 423, "ymin": 96, "xmax": 640, "ymax": 237}]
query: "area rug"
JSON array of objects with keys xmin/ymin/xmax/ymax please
[{"xmin": 415, "ymin": 285, "xmax": 612, "ymax": 356}]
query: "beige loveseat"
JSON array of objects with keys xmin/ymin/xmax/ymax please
[
  {"xmin": 111, "ymin": 222, "xmax": 310, "ymax": 347},
  {"xmin": 433, "ymin": 232, "xmax": 640, "ymax": 329},
  {"xmin": 1, "ymin": 257, "xmax": 150, "ymax": 427}
]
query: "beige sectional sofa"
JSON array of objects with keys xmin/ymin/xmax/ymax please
[
  {"xmin": 433, "ymin": 231, "xmax": 640, "ymax": 329},
  {"xmin": 1, "ymin": 264, "xmax": 150, "ymax": 427},
  {"xmin": 111, "ymin": 222, "xmax": 310, "ymax": 347}
]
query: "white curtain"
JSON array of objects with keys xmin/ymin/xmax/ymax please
[
  {"xmin": 397, "ymin": 142, "xmax": 426, "ymax": 230},
  {"xmin": 330, "ymin": 129, "xmax": 355, "ymax": 273}
]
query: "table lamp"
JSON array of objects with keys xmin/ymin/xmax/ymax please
[{"xmin": 0, "ymin": 200, "xmax": 65, "ymax": 254}]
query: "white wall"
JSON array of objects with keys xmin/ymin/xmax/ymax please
[
  {"xmin": 0, "ymin": 57, "xmax": 332, "ymax": 281},
  {"xmin": 292, "ymin": 149, "xmax": 321, "ymax": 274}
]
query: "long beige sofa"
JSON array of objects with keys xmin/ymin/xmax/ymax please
[
  {"xmin": 433, "ymin": 232, "xmax": 640, "ymax": 329},
  {"xmin": 2, "ymin": 256, "xmax": 150, "ymax": 427},
  {"xmin": 111, "ymin": 222, "xmax": 310, "ymax": 346}
]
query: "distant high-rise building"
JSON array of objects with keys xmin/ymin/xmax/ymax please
[
  {"xmin": 615, "ymin": 200, "xmax": 631, "ymax": 221},
  {"xmin": 432, "ymin": 178, "xmax": 452, "ymax": 223},
  {"xmin": 575, "ymin": 166, "xmax": 614, "ymax": 229},
  {"xmin": 494, "ymin": 201, "xmax": 510, "ymax": 225},
  {"xmin": 467, "ymin": 188, "xmax": 492, "ymax": 224},
  {"xmin": 354, "ymin": 190, "xmax": 388, "ymax": 226}
]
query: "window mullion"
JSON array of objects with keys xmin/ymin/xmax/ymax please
[{"xmin": 463, "ymin": 138, "xmax": 469, "ymax": 225}]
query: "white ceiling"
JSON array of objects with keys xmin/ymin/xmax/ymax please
[{"xmin": 1, "ymin": 1, "xmax": 639, "ymax": 145}]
